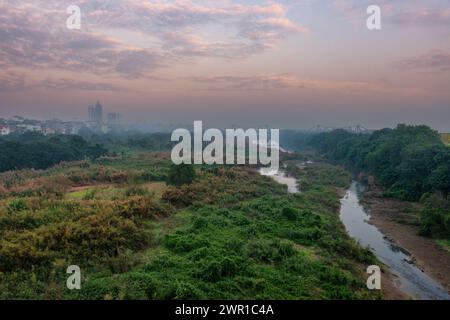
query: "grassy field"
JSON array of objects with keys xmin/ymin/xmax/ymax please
[
  {"xmin": 0, "ymin": 152, "xmax": 381, "ymax": 299},
  {"xmin": 441, "ymin": 133, "xmax": 450, "ymax": 146}
]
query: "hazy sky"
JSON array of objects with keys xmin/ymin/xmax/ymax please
[{"xmin": 1, "ymin": 0, "xmax": 449, "ymax": 130}]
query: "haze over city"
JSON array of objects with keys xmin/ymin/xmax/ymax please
[{"xmin": 1, "ymin": 0, "xmax": 449, "ymax": 130}]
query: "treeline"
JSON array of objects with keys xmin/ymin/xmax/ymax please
[
  {"xmin": 308, "ymin": 125, "xmax": 450, "ymax": 238},
  {"xmin": 309, "ymin": 125, "xmax": 449, "ymax": 201},
  {"xmin": 0, "ymin": 133, "xmax": 107, "ymax": 172},
  {"xmin": 0, "ymin": 132, "xmax": 173, "ymax": 173},
  {"xmin": 81, "ymin": 132, "xmax": 173, "ymax": 154},
  {"xmin": 280, "ymin": 130, "xmax": 313, "ymax": 151}
]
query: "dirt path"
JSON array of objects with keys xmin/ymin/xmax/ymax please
[
  {"xmin": 362, "ymin": 189, "xmax": 450, "ymax": 293},
  {"xmin": 68, "ymin": 184, "xmax": 113, "ymax": 193}
]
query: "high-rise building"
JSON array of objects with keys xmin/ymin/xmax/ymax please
[
  {"xmin": 94, "ymin": 101, "xmax": 103, "ymax": 124},
  {"xmin": 88, "ymin": 101, "xmax": 103, "ymax": 125},
  {"xmin": 88, "ymin": 105, "xmax": 95, "ymax": 122},
  {"xmin": 107, "ymin": 113, "xmax": 121, "ymax": 125}
]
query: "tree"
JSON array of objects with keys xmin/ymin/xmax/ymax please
[
  {"xmin": 0, "ymin": 134, "xmax": 107, "ymax": 172},
  {"xmin": 167, "ymin": 164, "xmax": 196, "ymax": 186}
]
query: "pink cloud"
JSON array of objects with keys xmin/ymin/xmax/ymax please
[
  {"xmin": 0, "ymin": 0, "xmax": 306, "ymax": 79},
  {"xmin": 397, "ymin": 49, "xmax": 450, "ymax": 72}
]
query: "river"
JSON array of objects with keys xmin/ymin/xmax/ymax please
[
  {"xmin": 340, "ymin": 181, "xmax": 450, "ymax": 300},
  {"xmin": 259, "ymin": 167, "xmax": 299, "ymax": 193},
  {"xmin": 260, "ymin": 166, "xmax": 450, "ymax": 299}
]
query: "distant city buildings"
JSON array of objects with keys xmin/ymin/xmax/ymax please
[
  {"xmin": 107, "ymin": 113, "xmax": 121, "ymax": 125},
  {"xmin": 87, "ymin": 101, "xmax": 121, "ymax": 133},
  {"xmin": 309, "ymin": 125, "xmax": 371, "ymax": 134},
  {"xmin": 88, "ymin": 101, "xmax": 103, "ymax": 125},
  {"xmin": 0, "ymin": 101, "xmax": 122, "ymax": 136},
  {"xmin": 0, "ymin": 117, "xmax": 86, "ymax": 136}
]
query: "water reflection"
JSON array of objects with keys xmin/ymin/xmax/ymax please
[
  {"xmin": 340, "ymin": 181, "xmax": 450, "ymax": 300},
  {"xmin": 259, "ymin": 168, "xmax": 299, "ymax": 194}
]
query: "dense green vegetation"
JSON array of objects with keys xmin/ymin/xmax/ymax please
[
  {"xmin": 286, "ymin": 163, "xmax": 352, "ymax": 192},
  {"xmin": 167, "ymin": 164, "xmax": 197, "ymax": 186},
  {"xmin": 0, "ymin": 132, "xmax": 173, "ymax": 173},
  {"xmin": 4, "ymin": 125, "xmax": 446, "ymax": 299},
  {"xmin": 418, "ymin": 193, "xmax": 450, "ymax": 239},
  {"xmin": 80, "ymin": 132, "xmax": 173, "ymax": 155},
  {"xmin": 0, "ymin": 152, "xmax": 379, "ymax": 300},
  {"xmin": 280, "ymin": 130, "xmax": 313, "ymax": 152},
  {"xmin": 0, "ymin": 133, "xmax": 107, "ymax": 172},
  {"xmin": 308, "ymin": 125, "xmax": 450, "ymax": 239}
]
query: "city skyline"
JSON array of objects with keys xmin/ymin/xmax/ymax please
[
  {"xmin": 0, "ymin": 1, "xmax": 449, "ymax": 131},
  {"xmin": 0, "ymin": 100, "xmax": 124, "ymax": 136}
]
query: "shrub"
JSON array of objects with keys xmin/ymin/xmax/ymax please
[
  {"xmin": 167, "ymin": 164, "xmax": 196, "ymax": 186},
  {"xmin": 281, "ymin": 207, "xmax": 298, "ymax": 221},
  {"xmin": 194, "ymin": 255, "xmax": 246, "ymax": 281},
  {"xmin": 246, "ymin": 239, "xmax": 296, "ymax": 263},
  {"xmin": 7, "ymin": 199, "xmax": 28, "ymax": 213},
  {"xmin": 124, "ymin": 186, "xmax": 150, "ymax": 197},
  {"xmin": 82, "ymin": 189, "xmax": 97, "ymax": 200}
]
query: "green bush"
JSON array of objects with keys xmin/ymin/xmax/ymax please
[
  {"xmin": 7, "ymin": 199, "xmax": 28, "ymax": 213},
  {"xmin": 281, "ymin": 207, "xmax": 298, "ymax": 220},
  {"xmin": 167, "ymin": 164, "xmax": 196, "ymax": 186}
]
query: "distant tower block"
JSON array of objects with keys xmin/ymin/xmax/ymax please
[
  {"xmin": 107, "ymin": 113, "xmax": 121, "ymax": 125},
  {"xmin": 88, "ymin": 101, "xmax": 103, "ymax": 126},
  {"xmin": 94, "ymin": 101, "xmax": 103, "ymax": 124},
  {"xmin": 88, "ymin": 105, "xmax": 95, "ymax": 122}
]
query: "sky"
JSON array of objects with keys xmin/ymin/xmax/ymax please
[{"xmin": 0, "ymin": 0, "xmax": 449, "ymax": 130}]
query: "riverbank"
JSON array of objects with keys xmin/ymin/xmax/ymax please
[
  {"xmin": 285, "ymin": 164, "xmax": 410, "ymax": 299},
  {"xmin": 338, "ymin": 186, "xmax": 406, "ymax": 299},
  {"xmin": 361, "ymin": 187, "xmax": 450, "ymax": 295},
  {"xmin": 382, "ymin": 269, "xmax": 410, "ymax": 300}
]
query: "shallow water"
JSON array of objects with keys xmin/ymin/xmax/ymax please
[
  {"xmin": 259, "ymin": 168, "xmax": 299, "ymax": 194},
  {"xmin": 340, "ymin": 181, "xmax": 450, "ymax": 300}
]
